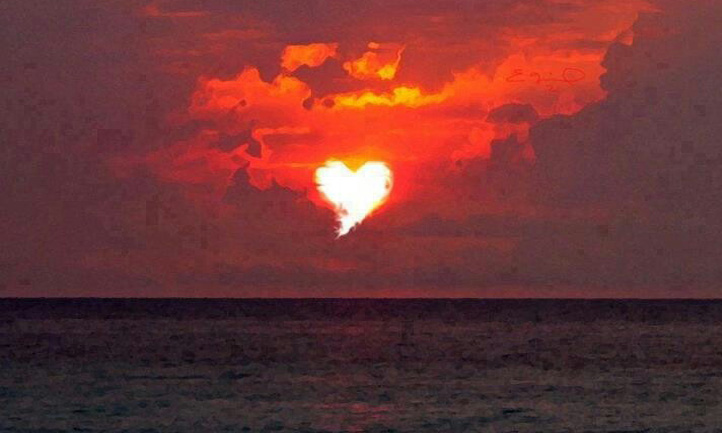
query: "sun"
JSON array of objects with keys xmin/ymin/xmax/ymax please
[{"xmin": 315, "ymin": 160, "xmax": 393, "ymax": 237}]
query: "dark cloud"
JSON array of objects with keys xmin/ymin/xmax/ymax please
[
  {"xmin": 486, "ymin": 103, "xmax": 539, "ymax": 124},
  {"xmin": 214, "ymin": 129, "xmax": 261, "ymax": 154},
  {"xmin": 520, "ymin": 2, "xmax": 722, "ymax": 287},
  {"xmin": 532, "ymin": 4, "xmax": 722, "ymax": 212},
  {"xmin": 291, "ymin": 58, "xmax": 369, "ymax": 98}
]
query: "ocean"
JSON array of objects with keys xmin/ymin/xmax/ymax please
[{"xmin": 1, "ymin": 299, "xmax": 721, "ymax": 432}]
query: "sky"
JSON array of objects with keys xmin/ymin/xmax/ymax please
[{"xmin": 1, "ymin": 0, "xmax": 721, "ymax": 297}]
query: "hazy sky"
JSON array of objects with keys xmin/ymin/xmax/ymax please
[{"xmin": 2, "ymin": 0, "xmax": 721, "ymax": 297}]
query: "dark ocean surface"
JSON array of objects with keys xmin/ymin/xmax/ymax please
[{"xmin": 1, "ymin": 299, "xmax": 722, "ymax": 432}]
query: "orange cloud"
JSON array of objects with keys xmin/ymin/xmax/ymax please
[
  {"xmin": 343, "ymin": 43, "xmax": 405, "ymax": 80},
  {"xmin": 190, "ymin": 68, "xmax": 310, "ymax": 119},
  {"xmin": 331, "ymin": 86, "xmax": 447, "ymax": 109},
  {"xmin": 281, "ymin": 43, "xmax": 339, "ymax": 72}
]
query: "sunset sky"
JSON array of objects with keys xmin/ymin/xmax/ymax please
[{"xmin": 2, "ymin": 0, "xmax": 721, "ymax": 297}]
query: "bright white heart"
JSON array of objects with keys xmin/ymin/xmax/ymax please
[{"xmin": 315, "ymin": 160, "xmax": 393, "ymax": 237}]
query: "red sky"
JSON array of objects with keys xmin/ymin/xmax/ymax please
[{"xmin": 2, "ymin": 0, "xmax": 722, "ymax": 297}]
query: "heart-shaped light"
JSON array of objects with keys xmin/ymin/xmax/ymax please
[{"xmin": 315, "ymin": 160, "xmax": 393, "ymax": 237}]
